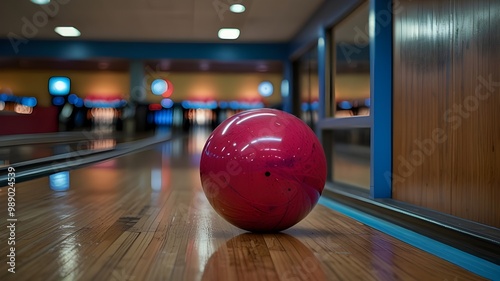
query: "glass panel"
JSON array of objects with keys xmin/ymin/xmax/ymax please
[
  {"xmin": 330, "ymin": 128, "xmax": 370, "ymax": 190},
  {"xmin": 298, "ymin": 47, "xmax": 319, "ymax": 130},
  {"xmin": 331, "ymin": 2, "xmax": 370, "ymax": 118},
  {"xmin": 299, "ymin": 53, "xmax": 310, "ymax": 125},
  {"xmin": 309, "ymin": 49, "xmax": 319, "ymax": 127}
]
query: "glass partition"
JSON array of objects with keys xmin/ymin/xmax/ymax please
[
  {"xmin": 322, "ymin": 1, "xmax": 371, "ymax": 193},
  {"xmin": 296, "ymin": 46, "xmax": 319, "ymax": 130},
  {"xmin": 331, "ymin": 1, "xmax": 370, "ymax": 118},
  {"xmin": 329, "ymin": 128, "xmax": 370, "ymax": 190}
]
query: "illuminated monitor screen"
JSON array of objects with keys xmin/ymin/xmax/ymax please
[{"xmin": 48, "ymin": 76, "xmax": 71, "ymax": 96}]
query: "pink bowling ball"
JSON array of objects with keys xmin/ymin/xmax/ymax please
[{"xmin": 199, "ymin": 108, "xmax": 327, "ymax": 232}]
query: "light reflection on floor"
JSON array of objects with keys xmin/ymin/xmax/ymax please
[{"xmin": 188, "ymin": 126, "xmax": 213, "ymax": 165}]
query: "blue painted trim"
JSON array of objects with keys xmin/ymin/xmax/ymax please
[
  {"xmin": 319, "ymin": 197, "xmax": 500, "ymax": 280},
  {"xmin": 0, "ymin": 39, "xmax": 288, "ymax": 61},
  {"xmin": 370, "ymin": 0, "xmax": 392, "ymax": 198}
]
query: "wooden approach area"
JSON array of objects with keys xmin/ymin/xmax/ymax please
[{"xmin": 0, "ymin": 133, "xmax": 485, "ymax": 281}]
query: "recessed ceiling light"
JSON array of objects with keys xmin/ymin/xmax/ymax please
[
  {"xmin": 54, "ymin": 26, "xmax": 81, "ymax": 37},
  {"xmin": 30, "ymin": 0, "xmax": 51, "ymax": 5},
  {"xmin": 218, "ymin": 28, "xmax": 240, "ymax": 40},
  {"xmin": 229, "ymin": 4, "xmax": 246, "ymax": 13}
]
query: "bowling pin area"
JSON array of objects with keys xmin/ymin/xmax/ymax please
[{"xmin": 0, "ymin": 130, "xmax": 485, "ymax": 281}]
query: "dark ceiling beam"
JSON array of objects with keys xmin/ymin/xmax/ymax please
[{"xmin": 0, "ymin": 40, "xmax": 289, "ymax": 61}]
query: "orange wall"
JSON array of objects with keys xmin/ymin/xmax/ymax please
[
  {"xmin": 0, "ymin": 69, "xmax": 129, "ymax": 107},
  {"xmin": 335, "ymin": 74, "xmax": 370, "ymax": 100},
  {"xmin": 145, "ymin": 72, "xmax": 283, "ymax": 105},
  {"xmin": 0, "ymin": 69, "xmax": 283, "ymax": 107}
]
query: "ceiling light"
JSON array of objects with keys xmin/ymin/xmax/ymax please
[
  {"xmin": 229, "ymin": 4, "xmax": 246, "ymax": 13},
  {"xmin": 218, "ymin": 28, "xmax": 240, "ymax": 40},
  {"xmin": 54, "ymin": 26, "xmax": 81, "ymax": 37},
  {"xmin": 30, "ymin": 0, "xmax": 51, "ymax": 4}
]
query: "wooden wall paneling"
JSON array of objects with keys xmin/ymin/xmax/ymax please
[{"xmin": 392, "ymin": 0, "xmax": 500, "ymax": 227}]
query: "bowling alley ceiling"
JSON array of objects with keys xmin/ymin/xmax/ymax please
[{"xmin": 0, "ymin": 0, "xmax": 324, "ymax": 42}]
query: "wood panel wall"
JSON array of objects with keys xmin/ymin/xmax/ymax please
[{"xmin": 392, "ymin": 0, "xmax": 500, "ymax": 228}]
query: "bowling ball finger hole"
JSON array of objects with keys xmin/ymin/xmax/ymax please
[{"xmin": 265, "ymin": 171, "xmax": 271, "ymax": 177}]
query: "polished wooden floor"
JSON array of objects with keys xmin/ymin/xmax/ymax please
[{"xmin": 0, "ymin": 131, "xmax": 485, "ymax": 280}]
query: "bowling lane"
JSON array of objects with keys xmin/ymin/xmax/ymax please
[
  {"xmin": 0, "ymin": 129, "xmax": 484, "ymax": 280},
  {"xmin": 0, "ymin": 131, "xmax": 164, "ymax": 166},
  {"xmin": 0, "ymin": 141, "xmax": 108, "ymax": 165}
]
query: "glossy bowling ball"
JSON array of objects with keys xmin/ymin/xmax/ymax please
[{"xmin": 199, "ymin": 109, "xmax": 327, "ymax": 232}]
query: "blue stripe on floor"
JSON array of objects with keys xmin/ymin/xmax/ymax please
[{"xmin": 319, "ymin": 197, "xmax": 500, "ymax": 280}]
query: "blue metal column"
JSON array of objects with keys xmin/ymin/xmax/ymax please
[
  {"xmin": 317, "ymin": 30, "xmax": 327, "ymax": 121},
  {"xmin": 370, "ymin": 0, "xmax": 393, "ymax": 198},
  {"xmin": 124, "ymin": 60, "xmax": 146, "ymax": 133},
  {"xmin": 282, "ymin": 60, "xmax": 293, "ymax": 113},
  {"xmin": 129, "ymin": 60, "xmax": 146, "ymax": 103}
]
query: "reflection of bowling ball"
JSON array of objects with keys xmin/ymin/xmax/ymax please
[
  {"xmin": 201, "ymin": 233, "xmax": 327, "ymax": 280},
  {"xmin": 200, "ymin": 109, "xmax": 326, "ymax": 232}
]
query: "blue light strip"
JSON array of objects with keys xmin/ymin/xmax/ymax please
[{"xmin": 319, "ymin": 197, "xmax": 500, "ymax": 280}]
